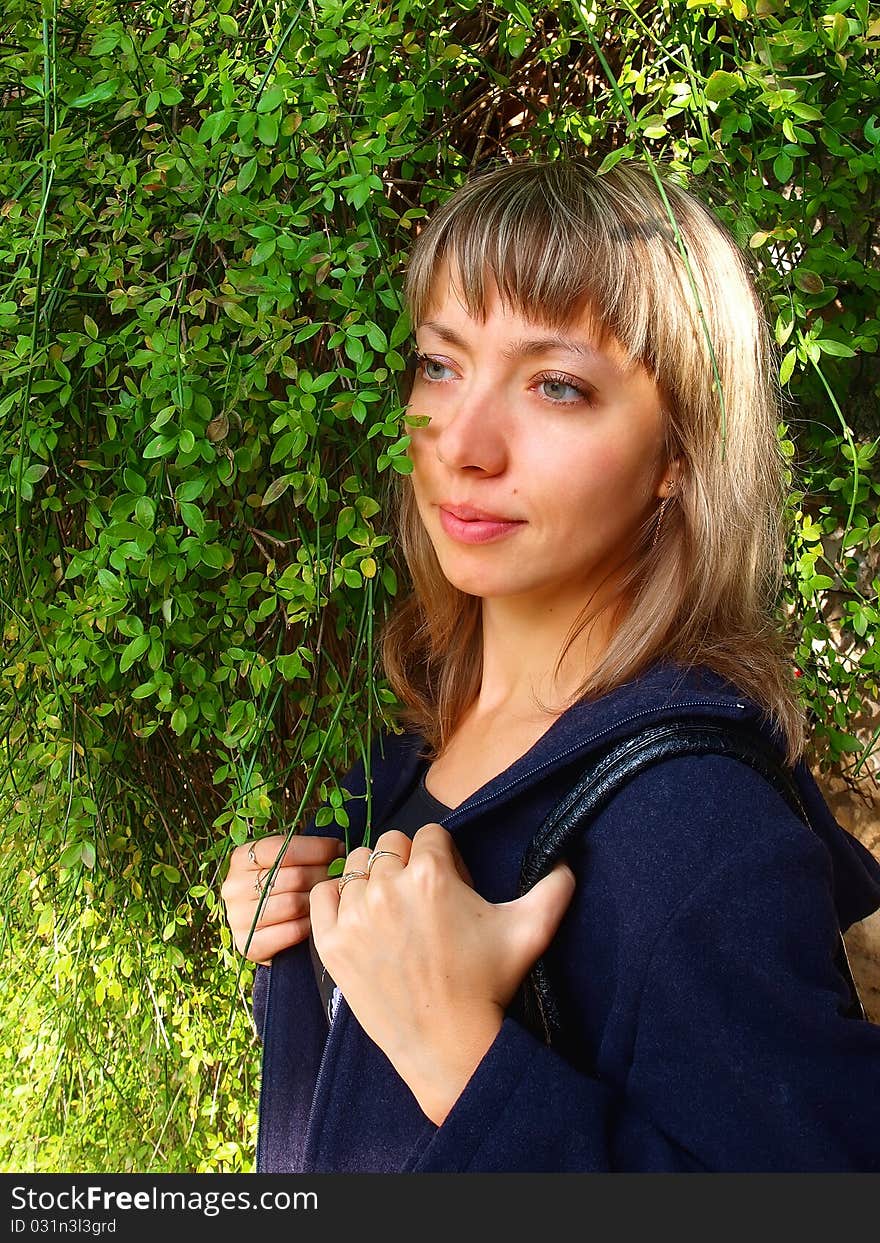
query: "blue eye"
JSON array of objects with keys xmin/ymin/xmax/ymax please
[
  {"xmin": 538, "ymin": 374, "xmax": 593, "ymax": 404},
  {"xmin": 409, "ymin": 352, "xmax": 594, "ymax": 406},
  {"xmin": 410, "ymin": 353, "xmax": 449, "ymax": 380}
]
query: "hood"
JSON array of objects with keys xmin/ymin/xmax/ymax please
[{"xmin": 369, "ymin": 655, "xmax": 880, "ymax": 932}]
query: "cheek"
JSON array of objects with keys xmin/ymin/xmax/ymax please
[{"xmin": 551, "ymin": 439, "xmax": 654, "ymax": 529}]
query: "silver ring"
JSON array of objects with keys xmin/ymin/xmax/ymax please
[
  {"xmin": 254, "ymin": 867, "xmax": 271, "ymax": 894},
  {"xmin": 337, "ymin": 869, "xmax": 369, "ymax": 895},
  {"xmin": 247, "ymin": 843, "xmax": 258, "ymax": 866},
  {"xmin": 366, "ymin": 849, "xmax": 402, "ymax": 876}
]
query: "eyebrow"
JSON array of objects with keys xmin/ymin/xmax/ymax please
[{"xmin": 418, "ymin": 320, "xmax": 623, "ymax": 373}]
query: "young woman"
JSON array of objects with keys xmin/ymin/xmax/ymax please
[{"xmin": 221, "ymin": 157, "xmax": 880, "ymax": 1172}]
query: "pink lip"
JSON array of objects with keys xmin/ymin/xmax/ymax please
[
  {"xmin": 441, "ymin": 502, "xmax": 520, "ymax": 522},
  {"xmin": 439, "ymin": 506, "xmax": 526, "ymax": 545}
]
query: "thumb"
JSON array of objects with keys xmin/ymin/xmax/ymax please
[{"xmin": 502, "ymin": 861, "xmax": 577, "ymax": 963}]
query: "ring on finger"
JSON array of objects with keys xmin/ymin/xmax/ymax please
[
  {"xmin": 247, "ymin": 843, "xmax": 258, "ymax": 866},
  {"xmin": 366, "ymin": 849, "xmax": 402, "ymax": 876},
  {"xmin": 337, "ymin": 868, "xmax": 369, "ymax": 895},
  {"xmin": 254, "ymin": 867, "xmax": 272, "ymax": 895}
]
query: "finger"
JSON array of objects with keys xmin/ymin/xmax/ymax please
[
  {"xmin": 366, "ymin": 829, "xmax": 412, "ymax": 877},
  {"xmin": 501, "ymin": 861, "xmax": 577, "ymax": 960},
  {"xmin": 224, "ymin": 861, "xmax": 337, "ymax": 901},
  {"xmin": 409, "ymin": 822, "xmax": 454, "ymax": 853},
  {"xmin": 232, "ymin": 889, "xmax": 311, "ymax": 951},
  {"xmin": 309, "ymin": 874, "xmax": 343, "ymax": 943},
  {"xmin": 236, "ymin": 917, "xmax": 311, "ymax": 963},
  {"xmin": 336, "ymin": 846, "xmax": 371, "ymax": 900},
  {"xmin": 239, "ymin": 834, "xmax": 347, "ymax": 872},
  {"xmin": 408, "ymin": 822, "xmax": 468, "ymax": 876},
  {"xmin": 245, "ymin": 889, "xmax": 311, "ymax": 930}
]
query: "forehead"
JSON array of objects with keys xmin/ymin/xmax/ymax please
[{"xmin": 421, "ymin": 255, "xmax": 635, "ymax": 375}]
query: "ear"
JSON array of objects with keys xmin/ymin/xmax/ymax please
[{"xmin": 655, "ymin": 454, "xmax": 682, "ymax": 501}]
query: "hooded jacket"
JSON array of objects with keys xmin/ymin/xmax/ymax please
[{"xmin": 253, "ymin": 657, "xmax": 880, "ymax": 1173}]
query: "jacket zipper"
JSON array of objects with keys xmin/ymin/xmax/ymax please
[
  {"xmin": 441, "ymin": 699, "xmax": 747, "ymax": 829},
  {"xmin": 302, "ymin": 996, "xmax": 346, "ymax": 1170}
]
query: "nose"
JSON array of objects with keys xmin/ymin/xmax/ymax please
[{"xmin": 427, "ymin": 381, "xmax": 510, "ymax": 474}]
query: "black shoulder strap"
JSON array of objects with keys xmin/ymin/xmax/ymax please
[{"xmin": 517, "ymin": 717, "xmax": 865, "ymax": 1047}]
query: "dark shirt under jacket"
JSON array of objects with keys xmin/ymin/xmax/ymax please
[{"xmin": 307, "ymin": 763, "xmax": 453, "ymax": 1025}]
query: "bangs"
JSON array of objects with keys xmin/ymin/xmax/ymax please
[{"xmin": 403, "ymin": 159, "xmax": 689, "ymax": 375}]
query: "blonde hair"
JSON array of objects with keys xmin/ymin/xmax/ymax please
[{"xmin": 379, "ymin": 155, "xmax": 808, "ymax": 769}]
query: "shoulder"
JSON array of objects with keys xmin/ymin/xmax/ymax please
[
  {"xmin": 594, "ymin": 746, "xmax": 815, "ymax": 860},
  {"xmin": 566, "ymin": 749, "xmax": 824, "ymax": 937}
]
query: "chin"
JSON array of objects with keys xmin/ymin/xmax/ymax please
[{"xmin": 436, "ymin": 562, "xmax": 532, "ymax": 599}]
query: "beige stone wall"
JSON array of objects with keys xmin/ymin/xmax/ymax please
[
  {"xmin": 809, "ymin": 537, "xmax": 880, "ymax": 1020},
  {"xmin": 815, "ymin": 768, "xmax": 880, "ymax": 1023}
]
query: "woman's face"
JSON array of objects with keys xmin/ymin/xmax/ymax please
[{"xmin": 406, "ymin": 256, "xmax": 674, "ymax": 612}]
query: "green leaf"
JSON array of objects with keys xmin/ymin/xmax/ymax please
[
  {"xmin": 597, "ymin": 143, "xmax": 634, "ymax": 174},
  {"xmin": 59, "ymin": 843, "xmax": 83, "ymax": 869},
  {"xmin": 120, "ymin": 634, "xmax": 150, "ymax": 673},
  {"xmin": 176, "ymin": 479, "xmax": 205, "ymax": 502},
  {"xmin": 816, "ymin": 338, "xmax": 856, "ymax": 358},
  {"xmin": 252, "ymin": 238, "xmax": 276, "ymax": 265},
  {"xmin": 261, "ymin": 476, "xmax": 291, "ymax": 506},
  {"xmin": 68, "ymin": 80, "xmax": 119, "ymax": 108},
  {"xmin": 830, "ymin": 12, "xmax": 849, "ymax": 51},
  {"xmin": 794, "ymin": 269, "xmax": 824, "ymax": 295},
  {"xmin": 124, "ymin": 470, "xmax": 147, "ymax": 496},
  {"xmin": 256, "ymin": 113, "xmax": 279, "ymax": 147},
  {"xmin": 237, "ymin": 158, "xmax": 258, "ymax": 192},
  {"xmin": 179, "ymin": 502, "xmax": 205, "ymax": 534},
  {"xmin": 790, "ymin": 102, "xmax": 822, "ymax": 122},
  {"xmin": 143, "ymin": 434, "xmax": 178, "ymax": 459},
  {"xmin": 773, "ymin": 151, "xmax": 794, "ymax": 182},
  {"xmin": 135, "ymin": 497, "xmax": 155, "ymax": 527},
  {"xmin": 200, "ymin": 544, "xmax": 227, "ymax": 569},
  {"xmin": 704, "ymin": 71, "xmax": 743, "ymax": 102},
  {"xmin": 257, "ymin": 85, "xmax": 285, "ymax": 114},
  {"xmin": 366, "ymin": 324, "xmax": 388, "ymax": 352},
  {"xmin": 336, "ymin": 507, "xmax": 356, "ymax": 539},
  {"xmin": 224, "ymin": 301, "xmax": 254, "ymax": 326}
]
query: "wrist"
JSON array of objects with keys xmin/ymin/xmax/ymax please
[{"xmin": 395, "ymin": 1006, "xmax": 504, "ymax": 1126}]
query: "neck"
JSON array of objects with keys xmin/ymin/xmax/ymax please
[{"xmin": 472, "ymin": 584, "xmax": 627, "ymax": 723}]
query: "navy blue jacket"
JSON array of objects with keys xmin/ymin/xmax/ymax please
[{"xmin": 253, "ymin": 657, "xmax": 880, "ymax": 1172}]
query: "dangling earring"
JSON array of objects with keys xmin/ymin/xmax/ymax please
[{"xmin": 652, "ymin": 481, "xmax": 675, "ymax": 549}]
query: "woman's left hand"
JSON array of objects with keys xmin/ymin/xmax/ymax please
[{"xmin": 309, "ymin": 823, "xmax": 576, "ymax": 1125}]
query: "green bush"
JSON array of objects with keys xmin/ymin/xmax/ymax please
[{"xmin": 1, "ymin": 0, "xmax": 877, "ymax": 1170}]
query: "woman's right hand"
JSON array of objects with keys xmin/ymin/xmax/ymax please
[{"xmin": 221, "ymin": 833, "xmax": 347, "ymax": 966}]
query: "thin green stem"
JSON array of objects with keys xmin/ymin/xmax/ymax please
[{"xmin": 573, "ymin": 0, "xmax": 729, "ymax": 462}]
